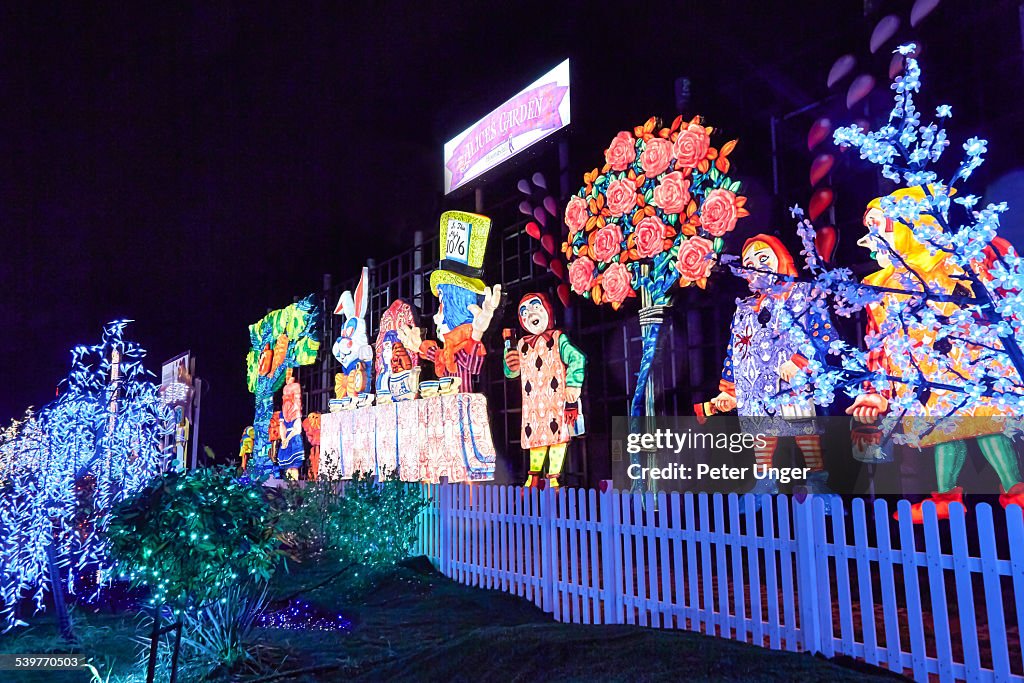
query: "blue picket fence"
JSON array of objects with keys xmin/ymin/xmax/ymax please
[{"xmin": 411, "ymin": 484, "xmax": 1024, "ymax": 682}]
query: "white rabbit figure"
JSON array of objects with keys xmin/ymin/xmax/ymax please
[{"xmin": 332, "ymin": 267, "xmax": 374, "ymax": 407}]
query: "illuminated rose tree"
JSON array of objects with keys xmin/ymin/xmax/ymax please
[{"xmin": 563, "ymin": 116, "xmax": 749, "ymax": 427}]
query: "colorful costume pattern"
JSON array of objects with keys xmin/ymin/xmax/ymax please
[
  {"xmin": 718, "ymin": 235, "xmax": 834, "ymax": 495},
  {"xmin": 277, "ymin": 377, "xmax": 305, "ymax": 471},
  {"xmin": 418, "ymin": 322, "xmax": 486, "ymax": 392},
  {"xmin": 855, "ymin": 188, "xmax": 1024, "ymax": 520},
  {"xmin": 268, "ymin": 411, "xmax": 282, "ymax": 465},
  {"xmin": 504, "ymin": 293, "xmax": 586, "ymax": 488}
]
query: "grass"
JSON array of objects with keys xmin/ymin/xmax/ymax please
[{"xmin": 0, "ymin": 557, "xmax": 908, "ymax": 682}]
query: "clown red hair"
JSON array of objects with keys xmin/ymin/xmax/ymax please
[
  {"xmin": 741, "ymin": 234, "xmax": 797, "ymax": 278},
  {"xmin": 518, "ymin": 292, "xmax": 556, "ymax": 331}
]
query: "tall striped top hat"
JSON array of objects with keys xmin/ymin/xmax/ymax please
[{"xmin": 430, "ymin": 210, "xmax": 492, "ymax": 296}]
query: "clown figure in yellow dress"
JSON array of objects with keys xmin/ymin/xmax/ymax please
[{"xmin": 847, "ymin": 187, "xmax": 1024, "ymax": 521}]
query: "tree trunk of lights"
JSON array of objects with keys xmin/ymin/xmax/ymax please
[{"xmin": 45, "ymin": 539, "xmax": 75, "ymax": 643}]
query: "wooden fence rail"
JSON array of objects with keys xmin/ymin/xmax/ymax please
[{"xmin": 411, "ymin": 484, "xmax": 1024, "ymax": 682}]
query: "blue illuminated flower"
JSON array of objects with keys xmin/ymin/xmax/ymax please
[
  {"xmin": 955, "ymin": 194, "xmax": 979, "ymax": 209},
  {"xmin": 964, "ymin": 137, "xmax": 988, "ymax": 157}
]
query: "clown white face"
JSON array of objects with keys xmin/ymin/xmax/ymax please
[
  {"xmin": 857, "ymin": 208, "xmax": 895, "ymax": 268},
  {"xmin": 519, "ymin": 296, "xmax": 550, "ymax": 335},
  {"xmin": 741, "ymin": 244, "xmax": 780, "ymax": 292}
]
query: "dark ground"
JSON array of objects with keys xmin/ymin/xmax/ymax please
[{"xmin": 1, "ymin": 556, "xmax": 908, "ymax": 682}]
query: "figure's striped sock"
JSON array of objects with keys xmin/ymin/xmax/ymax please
[
  {"xmin": 755, "ymin": 437, "xmax": 779, "ymax": 469},
  {"xmin": 795, "ymin": 435, "xmax": 824, "ymax": 471}
]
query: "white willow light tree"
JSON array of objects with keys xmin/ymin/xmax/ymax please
[{"xmin": 0, "ymin": 321, "xmax": 172, "ymax": 637}]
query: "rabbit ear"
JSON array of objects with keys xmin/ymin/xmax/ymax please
[
  {"xmin": 354, "ymin": 267, "xmax": 369, "ymax": 319},
  {"xmin": 335, "ymin": 291, "xmax": 355, "ymax": 318}
]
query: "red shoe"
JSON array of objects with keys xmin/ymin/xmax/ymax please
[
  {"xmin": 523, "ymin": 471, "xmax": 542, "ymax": 488},
  {"xmin": 999, "ymin": 483, "xmax": 1024, "ymax": 510},
  {"xmin": 547, "ymin": 474, "xmax": 561, "ymax": 490},
  {"xmin": 893, "ymin": 487, "xmax": 964, "ymax": 523}
]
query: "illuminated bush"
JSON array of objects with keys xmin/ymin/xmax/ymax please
[
  {"xmin": 106, "ymin": 467, "xmax": 280, "ymax": 612},
  {"xmin": 275, "ymin": 469, "xmax": 426, "ymax": 596}
]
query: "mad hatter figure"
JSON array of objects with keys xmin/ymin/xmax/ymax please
[
  {"xmin": 503, "ymin": 293, "xmax": 586, "ymax": 489},
  {"xmin": 709, "ymin": 234, "xmax": 835, "ymax": 496},
  {"xmin": 399, "ymin": 211, "xmax": 501, "ymax": 393}
]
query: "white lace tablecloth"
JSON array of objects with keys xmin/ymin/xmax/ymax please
[{"xmin": 319, "ymin": 392, "xmax": 496, "ymax": 482}]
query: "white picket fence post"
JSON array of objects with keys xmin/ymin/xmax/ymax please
[
  {"xmin": 599, "ymin": 486, "xmax": 621, "ymax": 624},
  {"xmin": 539, "ymin": 485, "xmax": 555, "ymax": 613},
  {"xmin": 438, "ymin": 480, "xmax": 451, "ymax": 577},
  {"xmin": 792, "ymin": 497, "xmax": 821, "ymax": 655}
]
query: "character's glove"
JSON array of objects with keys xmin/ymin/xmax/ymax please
[{"xmin": 469, "ymin": 284, "xmax": 502, "ymax": 341}]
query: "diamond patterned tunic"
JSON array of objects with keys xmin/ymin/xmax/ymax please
[{"xmin": 517, "ymin": 331, "xmax": 582, "ymax": 449}]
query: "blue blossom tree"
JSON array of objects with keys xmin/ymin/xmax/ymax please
[
  {"xmin": 764, "ymin": 45, "xmax": 1024, "ymax": 457},
  {"xmin": 0, "ymin": 321, "xmax": 173, "ymax": 637}
]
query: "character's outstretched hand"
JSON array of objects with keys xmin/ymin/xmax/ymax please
[
  {"xmin": 710, "ymin": 391, "xmax": 737, "ymax": 413},
  {"xmin": 778, "ymin": 360, "xmax": 801, "ymax": 383},
  {"xmin": 846, "ymin": 393, "xmax": 888, "ymax": 424},
  {"xmin": 469, "ymin": 284, "xmax": 502, "ymax": 341}
]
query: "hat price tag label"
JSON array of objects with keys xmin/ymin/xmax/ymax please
[{"xmin": 446, "ymin": 219, "xmax": 471, "ymax": 264}]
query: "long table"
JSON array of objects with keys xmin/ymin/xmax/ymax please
[{"xmin": 319, "ymin": 392, "xmax": 497, "ymax": 483}]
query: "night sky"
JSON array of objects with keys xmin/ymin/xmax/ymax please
[{"xmin": 2, "ymin": 1, "xmax": 1020, "ymax": 459}]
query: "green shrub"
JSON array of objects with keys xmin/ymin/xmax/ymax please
[
  {"xmin": 106, "ymin": 467, "xmax": 280, "ymax": 612},
  {"xmin": 274, "ymin": 470, "xmax": 427, "ymax": 597}
]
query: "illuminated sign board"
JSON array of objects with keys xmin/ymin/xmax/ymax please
[{"xmin": 444, "ymin": 59, "xmax": 570, "ymax": 194}]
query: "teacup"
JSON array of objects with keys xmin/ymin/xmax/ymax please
[
  {"xmin": 420, "ymin": 380, "xmax": 440, "ymax": 398},
  {"xmin": 438, "ymin": 376, "xmax": 459, "ymax": 395}
]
